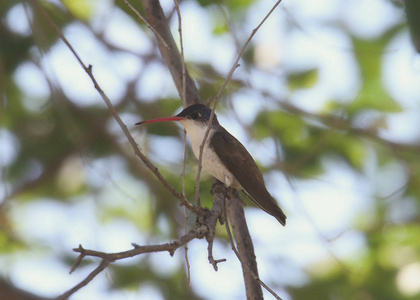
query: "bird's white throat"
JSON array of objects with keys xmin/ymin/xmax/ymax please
[
  {"xmin": 179, "ymin": 119, "xmax": 238, "ymax": 188},
  {"xmin": 179, "ymin": 119, "xmax": 213, "ymax": 159}
]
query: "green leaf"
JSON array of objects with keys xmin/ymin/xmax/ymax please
[
  {"xmin": 326, "ymin": 132, "xmax": 366, "ymax": 170},
  {"xmin": 287, "ymin": 68, "xmax": 319, "ymax": 91},
  {"xmin": 350, "ymin": 28, "xmax": 404, "ymax": 114},
  {"xmin": 62, "ymin": 0, "xmax": 94, "ymax": 21},
  {"xmin": 405, "ymin": 0, "xmax": 420, "ymax": 52},
  {"xmin": 197, "ymin": 0, "xmax": 255, "ymax": 9},
  {"xmin": 213, "ymin": 23, "xmax": 229, "ymax": 35},
  {"xmin": 351, "ymin": 80, "xmax": 402, "ymax": 113}
]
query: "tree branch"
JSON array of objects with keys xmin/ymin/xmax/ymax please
[
  {"xmin": 141, "ymin": 0, "xmax": 201, "ymax": 106},
  {"xmin": 224, "ymin": 189, "xmax": 282, "ymax": 300},
  {"xmin": 56, "ymin": 226, "xmax": 208, "ymax": 299}
]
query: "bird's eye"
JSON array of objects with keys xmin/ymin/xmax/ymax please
[{"xmin": 191, "ymin": 112, "xmax": 200, "ymax": 119}]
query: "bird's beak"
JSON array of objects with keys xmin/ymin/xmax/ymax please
[{"xmin": 135, "ymin": 116, "xmax": 184, "ymax": 126}]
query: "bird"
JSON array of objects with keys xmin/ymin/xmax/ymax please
[{"xmin": 136, "ymin": 104, "xmax": 286, "ymax": 225}]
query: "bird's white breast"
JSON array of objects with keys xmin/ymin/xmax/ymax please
[{"xmin": 179, "ymin": 120, "xmax": 240, "ymax": 189}]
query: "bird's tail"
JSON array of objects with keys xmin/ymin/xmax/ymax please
[{"xmin": 243, "ymin": 190, "xmax": 287, "ymax": 226}]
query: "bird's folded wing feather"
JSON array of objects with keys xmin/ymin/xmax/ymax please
[{"xmin": 210, "ymin": 127, "xmax": 286, "ymax": 225}]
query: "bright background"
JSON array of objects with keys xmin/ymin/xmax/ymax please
[{"xmin": 1, "ymin": 0, "xmax": 420, "ymax": 299}]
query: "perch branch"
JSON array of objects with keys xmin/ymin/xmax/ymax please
[{"xmin": 224, "ymin": 192, "xmax": 283, "ymax": 300}]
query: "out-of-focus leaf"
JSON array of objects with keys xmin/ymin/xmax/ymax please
[
  {"xmin": 0, "ymin": 211, "xmax": 24, "ymax": 254},
  {"xmin": 228, "ymin": 0, "xmax": 256, "ymax": 9},
  {"xmin": 29, "ymin": 1, "xmax": 73, "ymax": 51},
  {"xmin": 325, "ymin": 132, "xmax": 366, "ymax": 170},
  {"xmin": 352, "ymin": 80, "xmax": 402, "ymax": 113},
  {"xmin": 254, "ymin": 110, "xmax": 367, "ymax": 173},
  {"xmin": 197, "ymin": 0, "xmax": 255, "ymax": 9},
  {"xmin": 0, "ymin": 23, "xmax": 32, "ymax": 73},
  {"xmin": 137, "ymin": 100, "xmax": 183, "ymax": 137},
  {"xmin": 196, "ymin": 0, "xmax": 222, "ymax": 6},
  {"xmin": 405, "ymin": 0, "xmax": 420, "ymax": 52},
  {"xmin": 62, "ymin": 0, "xmax": 94, "ymax": 21},
  {"xmin": 287, "ymin": 68, "xmax": 319, "ymax": 91},
  {"xmin": 110, "ymin": 264, "xmax": 204, "ymax": 299},
  {"xmin": 242, "ymin": 44, "xmax": 256, "ymax": 65},
  {"xmin": 350, "ymin": 27, "xmax": 404, "ymax": 114},
  {"xmin": 254, "ymin": 110, "xmax": 305, "ymax": 142},
  {"xmin": 213, "ymin": 23, "xmax": 229, "ymax": 35},
  {"xmin": 254, "ymin": 110, "xmax": 323, "ymax": 175}
]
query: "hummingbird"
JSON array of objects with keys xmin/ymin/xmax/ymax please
[{"xmin": 136, "ymin": 104, "xmax": 286, "ymax": 226}]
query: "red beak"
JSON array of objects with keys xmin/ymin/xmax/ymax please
[{"xmin": 135, "ymin": 116, "xmax": 184, "ymax": 126}]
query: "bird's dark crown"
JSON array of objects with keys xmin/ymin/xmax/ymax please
[{"xmin": 176, "ymin": 104, "xmax": 219, "ymax": 125}]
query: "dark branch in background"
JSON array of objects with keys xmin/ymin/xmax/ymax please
[
  {"xmin": 141, "ymin": 0, "xmax": 200, "ymax": 106},
  {"xmin": 124, "ymin": 0, "xmax": 169, "ymax": 49},
  {"xmin": 0, "ymin": 278, "xmax": 53, "ymax": 300},
  {"xmin": 279, "ymin": 101, "xmax": 420, "ymax": 152}
]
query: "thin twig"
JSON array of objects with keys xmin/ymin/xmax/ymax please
[
  {"xmin": 173, "ymin": 0, "xmax": 200, "ymax": 207},
  {"xmin": 195, "ymin": 0, "xmax": 284, "ymax": 195},
  {"xmin": 173, "ymin": 0, "xmax": 187, "ymax": 107},
  {"xmin": 57, "ymin": 259, "xmax": 110, "ymax": 300},
  {"xmin": 182, "ymin": 130, "xmax": 191, "ymax": 284},
  {"xmin": 123, "ymin": 0, "xmax": 170, "ymax": 49},
  {"xmin": 29, "ymin": 0, "xmax": 201, "ymax": 216},
  {"xmin": 173, "ymin": 0, "xmax": 192, "ymax": 283}
]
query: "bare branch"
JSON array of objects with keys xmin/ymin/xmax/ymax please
[
  {"xmin": 57, "ymin": 259, "xmax": 110, "ymax": 300},
  {"xmin": 224, "ymin": 190, "xmax": 282, "ymax": 300},
  {"xmin": 29, "ymin": 0, "xmax": 201, "ymax": 216},
  {"xmin": 56, "ymin": 227, "xmax": 207, "ymax": 299}
]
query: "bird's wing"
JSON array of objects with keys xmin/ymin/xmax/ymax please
[{"xmin": 210, "ymin": 127, "xmax": 286, "ymax": 225}]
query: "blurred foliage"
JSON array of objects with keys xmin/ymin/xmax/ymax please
[
  {"xmin": 110, "ymin": 263, "xmax": 204, "ymax": 300},
  {"xmin": 0, "ymin": 0, "xmax": 419, "ymax": 300},
  {"xmin": 405, "ymin": 0, "xmax": 420, "ymax": 52},
  {"xmin": 350, "ymin": 28, "xmax": 403, "ymax": 115},
  {"xmin": 287, "ymin": 68, "xmax": 318, "ymax": 91}
]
